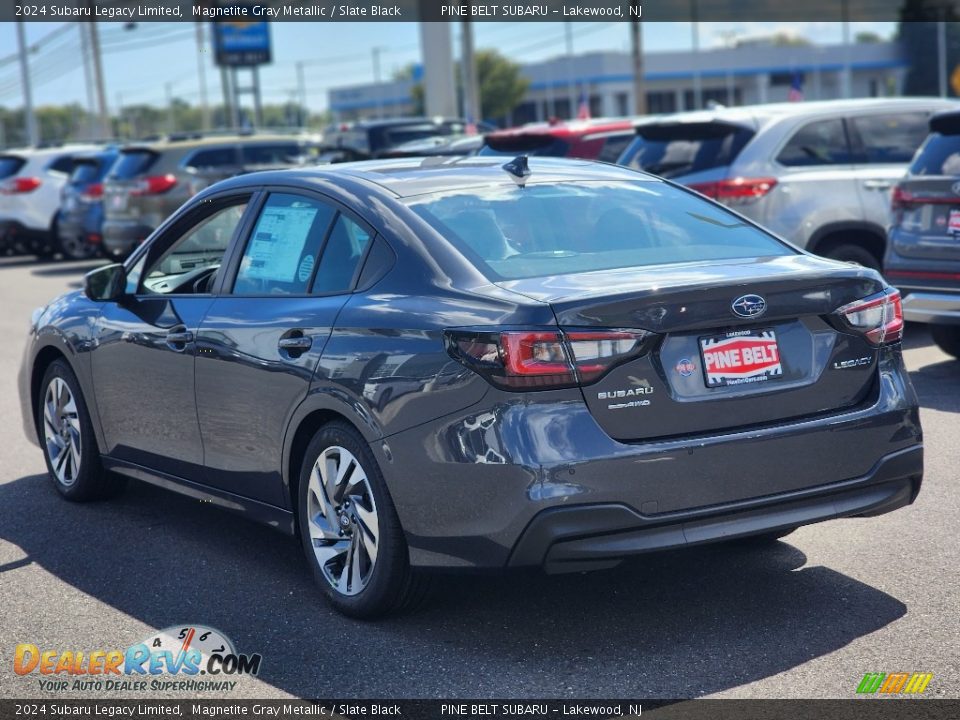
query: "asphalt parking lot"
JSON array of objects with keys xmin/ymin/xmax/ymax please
[{"xmin": 0, "ymin": 256, "xmax": 958, "ymax": 701}]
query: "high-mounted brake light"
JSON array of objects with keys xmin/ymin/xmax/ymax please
[
  {"xmin": 445, "ymin": 329, "xmax": 654, "ymax": 390},
  {"xmin": 0, "ymin": 176, "xmax": 41, "ymax": 194},
  {"xmin": 835, "ymin": 289, "xmax": 903, "ymax": 346},
  {"xmin": 687, "ymin": 177, "xmax": 777, "ymax": 206},
  {"xmin": 131, "ymin": 174, "xmax": 177, "ymax": 196}
]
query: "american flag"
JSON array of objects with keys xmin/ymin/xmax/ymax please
[
  {"xmin": 577, "ymin": 87, "xmax": 591, "ymax": 120},
  {"xmin": 788, "ymin": 71, "xmax": 804, "ymax": 102}
]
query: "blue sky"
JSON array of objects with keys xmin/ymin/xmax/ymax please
[{"xmin": 0, "ymin": 21, "xmax": 895, "ymax": 114}]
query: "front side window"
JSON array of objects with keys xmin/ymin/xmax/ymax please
[
  {"xmin": 233, "ymin": 193, "xmax": 336, "ymax": 295},
  {"xmin": 409, "ymin": 181, "xmax": 792, "ymax": 281},
  {"xmin": 141, "ymin": 201, "xmax": 248, "ymax": 295},
  {"xmin": 777, "ymin": 118, "xmax": 852, "ymax": 166}
]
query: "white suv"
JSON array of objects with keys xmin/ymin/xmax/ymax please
[
  {"xmin": 0, "ymin": 144, "xmax": 100, "ymax": 257},
  {"xmin": 619, "ymin": 98, "xmax": 959, "ymax": 270}
]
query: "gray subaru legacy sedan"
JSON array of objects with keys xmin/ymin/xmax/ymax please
[{"xmin": 18, "ymin": 157, "xmax": 922, "ymax": 618}]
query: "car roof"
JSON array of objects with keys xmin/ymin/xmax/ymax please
[
  {"xmin": 120, "ymin": 134, "xmax": 305, "ymax": 152},
  {"xmin": 215, "ymin": 156, "xmax": 658, "ymax": 198},
  {"xmin": 1, "ymin": 144, "xmax": 100, "ymax": 159},
  {"xmin": 633, "ymin": 97, "xmax": 960, "ymax": 130},
  {"xmin": 488, "ymin": 118, "xmax": 635, "ymax": 140},
  {"xmin": 339, "ymin": 117, "xmax": 467, "ymax": 130}
]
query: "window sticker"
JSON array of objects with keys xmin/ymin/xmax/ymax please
[{"xmin": 242, "ymin": 205, "xmax": 318, "ymax": 282}]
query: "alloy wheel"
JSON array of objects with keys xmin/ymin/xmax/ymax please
[
  {"xmin": 306, "ymin": 445, "xmax": 380, "ymax": 596},
  {"xmin": 43, "ymin": 377, "xmax": 82, "ymax": 486}
]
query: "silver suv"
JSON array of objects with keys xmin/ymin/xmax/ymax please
[{"xmin": 618, "ymin": 98, "xmax": 959, "ymax": 270}]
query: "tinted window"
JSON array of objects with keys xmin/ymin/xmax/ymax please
[
  {"xmin": 596, "ymin": 134, "xmax": 634, "ymax": 163},
  {"xmin": 141, "ymin": 201, "xmax": 248, "ymax": 294},
  {"xmin": 69, "ymin": 160, "xmax": 102, "ymax": 185},
  {"xmin": 777, "ymin": 118, "xmax": 852, "ymax": 166},
  {"xmin": 620, "ymin": 123, "xmax": 754, "ymax": 178},
  {"xmin": 409, "ymin": 181, "xmax": 791, "ymax": 281},
  {"xmin": 909, "ymin": 133, "xmax": 960, "ymax": 176},
  {"xmin": 48, "ymin": 155, "xmax": 74, "ymax": 174},
  {"xmin": 479, "ymin": 136, "xmax": 571, "ymax": 157},
  {"xmin": 233, "ymin": 194, "xmax": 336, "ymax": 295},
  {"xmin": 0, "ymin": 155, "xmax": 26, "ymax": 179},
  {"xmin": 312, "ymin": 215, "xmax": 373, "ymax": 294},
  {"xmin": 110, "ymin": 150, "xmax": 158, "ymax": 179},
  {"xmin": 240, "ymin": 143, "xmax": 300, "ymax": 165},
  {"xmin": 851, "ymin": 112, "xmax": 930, "ymax": 164},
  {"xmin": 187, "ymin": 147, "xmax": 238, "ymax": 169}
]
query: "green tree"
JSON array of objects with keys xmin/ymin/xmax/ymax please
[
  {"xmin": 855, "ymin": 31, "xmax": 884, "ymax": 44},
  {"xmin": 474, "ymin": 49, "xmax": 529, "ymax": 122}
]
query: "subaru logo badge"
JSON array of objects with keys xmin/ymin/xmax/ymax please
[
  {"xmin": 952, "ymin": 181, "xmax": 960, "ymax": 195},
  {"xmin": 731, "ymin": 294, "xmax": 767, "ymax": 318}
]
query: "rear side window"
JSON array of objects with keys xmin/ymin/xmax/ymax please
[
  {"xmin": 312, "ymin": 215, "xmax": 373, "ymax": 294},
  {"xmin": 187, "ymin": 147, "xmax": 238, "ymax": 170},
  {"xmin": 0, "ymin": 155, "xmax": 26, "ymax": 179},
  {"xmin": 240, "ymin": 143, "xmax": 300, "ymax": 165},
  {"xmin": 908, "ymin": 133, "xmax": 960, "ymax": 175},
  {"xmin": 850, "ymin": 112, "xmax": 930, "ymax": 164},
  {"xmin": 408, "ymin": 181, "xmax": 792, "ymax": 281},
  {"xmin": 110, "ymin": 150, "xmax": 158, "ymax": 179},
  {"xmin": 620, "ymin": 123, "xmax": 754, "ymax": 178},
  {"xmin": 777, "ymin": 118, "xmax": 853, "ymax": 166},
  {"xmin": 233, "ymin": 193, "xmax": 336, "ymax": 295}
]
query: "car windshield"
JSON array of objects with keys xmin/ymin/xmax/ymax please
[
  {"xmin": 909, "ymin": 133, "xmax": 960, "ymax": 176},
  {"xmin": 408, "ymin": 180, "xmax": 792, "ymax": 281},
  {"xmin": 619, "ymin": 123, "xmax": 754, "ymax": 178}
]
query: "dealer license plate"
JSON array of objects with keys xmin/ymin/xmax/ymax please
[{"xmin": 699, "ymin": 328, "xmax": 783, "ymax": 388}]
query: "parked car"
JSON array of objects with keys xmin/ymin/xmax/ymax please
[
  {"xmin": 380, "ymin": 134, "xmax": 484, "ymax": 158},
  {"xmin": 885, "ymin": 109, "xmax": 960, "ymax": 358},
  {"xmin": 320, "ymin": 118, "xmax": 495, "ymax": 162},
  {"xmin": 618, "ymin": 98, "xmax": 958, "ymax": 270},
  {"xmin": 0, "ymin": 144, "xmax": 100, "ymax": 257},
  {"xmin": 56, "ymin": 148, "xmax": 119, "ymax": 261},
  {"xmin": 479, "ymin": 118, "xmax": 636, "ymax": 161},
  {"xmin": 19, "ymin": 157, "xmax": 922, "ymax": 618},
  {"xmin": 102, "ymin": 134, "xmax": 308, "ymax": 258}
]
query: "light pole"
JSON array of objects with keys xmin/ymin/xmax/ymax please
[
  {"xmin": 629, "ymin": 2, "xmax": 646, "ymax": 116},
  {"xmin": 372, "ymin": 46, "xmax": 386, "ymax": 119},
  {"xmin": 16, "ymin": 21, "xmax": 38, "ymax": 146}
]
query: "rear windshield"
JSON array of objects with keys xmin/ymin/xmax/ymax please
[
  {"xmin": 908, "ymin": 133, "xmax": 960, "ymax": 176},
  {"xmin": 479, "ymin": 136, "xmax": 571, "ymax": 158},
  {"xmin": 0, "ymin": 155, "xmax": 26, "ymax": 179},
  {"xmin": 619, "ymin": 123, "xmax": 755, "ymax": 178},
  {"xmin": 408, "ymin": 181, "xmax": 791, "ymax": 281},
  {"xmin": 109, "ymin": 149, "xmax": 158, "ymax": 179},
  {"xmin": 69, "ymin": 159, "xmax": 104, "ymax": 185}
]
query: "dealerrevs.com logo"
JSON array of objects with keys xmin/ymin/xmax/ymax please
[
  {"xmin": 856, "ymin": 672, "xmax": 934, "ymax": 695},
  {"xmin": 14, "ymin": 625, "xmax": 262, "ymax": 693}
]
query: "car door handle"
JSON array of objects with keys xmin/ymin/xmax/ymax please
[
  {"xmin": 863, "ymin": 180, "xmax": 893, "ymax": 190},
  {"xmin": 166, "ymin": 328, "xmax": 194, "ymax": 350},
  {"xmin": 278, "ymin": 335, "xmax": 313, "ymax": 351}
]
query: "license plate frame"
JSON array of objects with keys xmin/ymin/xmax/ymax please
[{"xmin": 699, "ymin": 328, "xmax": 784, "ymax": 388}]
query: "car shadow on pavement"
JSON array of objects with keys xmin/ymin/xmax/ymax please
[
  {"xmin": 0, "ymin": 472, "xmax": 907, "ymax": 698},
  {"xmin": 910, "ymin": 358, "xmax": 960, "ymax": 413}
]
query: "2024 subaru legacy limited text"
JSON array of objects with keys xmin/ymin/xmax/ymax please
[{"xmin": 18, "ymin": 157, "xmax": 923, "ymax": 618}]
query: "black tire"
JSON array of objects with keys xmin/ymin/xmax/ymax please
[
  {"xmin": 38, "ymin": 360, "xmax": 125, "ymax": 501},
  {"xmin": 931, "ymin": 325, "xmax": 960, "ymax": 359},
  {"xmin": 57, "ymin": 233, "xmax": 99, "ymax": 261},
  {"xmin": 297, "ymin": 421, "xmax": 430, "ymax": 618},
  {"xmin": 822, "ymin": 243, "xmax": 881, "ymax": 272}
]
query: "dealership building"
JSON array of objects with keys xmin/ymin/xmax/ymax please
[{"xmin": 327, "ymin": 40, "xmax": 908, "ymax": 124}]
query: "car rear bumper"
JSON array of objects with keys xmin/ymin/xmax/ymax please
[
  {"xmin": 102, "ymin": 220, "xmax": 152, "ymax": 257},
  {"xmin": 510, "ymin": 445, "xmax": 921, "ymax": 573},
  {"xmin": 900, "ymin": 291, "xmax": 960, "ymax": 325},
  {"xmin": 377, "ymin": 347, "xmax": 922, "ymax": 570}
]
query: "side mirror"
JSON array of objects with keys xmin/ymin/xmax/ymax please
[{"xmin": 84, "ymin": 263, "xmax": 127, "ymax": 302}]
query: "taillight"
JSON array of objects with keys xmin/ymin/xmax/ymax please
[
  {"xmin": 687, "ymin": 177, "xmax": 777, "ymax": 206},
  {"xmin": 80, "ymin": 182, "xmax": 103, "ymax": 202},
  {"xmin": 0, "ymin": 176, "xmax": 42, "ymax": 194},
  {"xmin": 835, "ymin": 289, "xmax": 904, "ymax": 346},
  {"xmin": 445, "ymin": 329, "xmax": 654, "ymax": 390},
  {"xmin": 131, "ymin": 174, "xmax": 177, "ymax": 196}
]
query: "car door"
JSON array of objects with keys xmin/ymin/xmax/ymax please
[
  {"xmin": 195, "ymin": 190, "xmax": 374, "ymax": 506},
  {"xmin": 91, "ymin": 192, "xmax": 254, "ymax": 480},
  {"xmin": 848, "ymin": 111, "xmax": 932, "ymax": 231}
]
